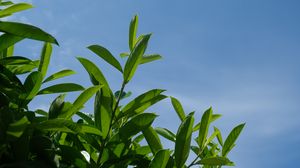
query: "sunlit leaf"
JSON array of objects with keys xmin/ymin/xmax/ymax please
[
  {"xmin": 43, "ymin": 69, "xmax": 76, "ymax": 83},
  {"xmin": 140, "ymin": 54, "xmax": 162, "ymax": 65},
  {"xmin": 0, "ymin": 33, "xmax": 23, "ymax": 52},
  {"xmin": 129, "ymin": 15, "xmax": 138, "ymax": 51},
  {"xmin": 197, "ymin": 156, "xmax": 234, "ymax": 166},
  {"xmin": 38, "ymin": 43, "xmax": 52, "ymax": 78},
  {"xmin": 170, "ymin": 96, "xmax": 186, "ymax": 121},
  {"xmin": 198, "ymin": 107, "xmax": 212, "ymax": 149},
  {"xmin": 142, "ymin": 126, "xmax": 163, "ymax": 154},
  {"xmin": 193, "ymin": 114, "xmax": 221, "ymax": 132},
  {"xmin": 222, "ymin": 123, "xmax": 245, "ymax": 156},
  {"xmin": 149, "ymin": 149, "xmax": 171, "ymax": 168},
  {"xmin": 155, "ymin": 127, "xmax": 176, "ymax": 142},
  {"xmin": 0, "ymin": 3, "xmax": 33, "ymax": 18},
  {"xmin": 38, "ymin": 83, "xmax": 84, "ymax": 95}
]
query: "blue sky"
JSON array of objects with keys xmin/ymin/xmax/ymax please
[{"xmin": 11, "ymin": 0, "xmax": 300, "ymax": 167}]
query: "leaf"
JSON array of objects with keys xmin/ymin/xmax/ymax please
[
  {"xmin": 48, "ymin": 94, "xmax": 65, "ymax": 119},
  {"xmin": 197, "ymin": 157, "xmax": 234, "ymax": 166},
  {"xmin": 114, "ymin": 90, "xmax": 132, "ymax": 100},
  {"xmin": 0, "ymin": 44, "xmax": 14, "ymax": 57},
  {"xmin": 37, "ymin": 83, "xmax": 84, "ymax": 95},
  {"xmin": 43, "ymin": 69, "xmax": 76, "ymax": 83},
  {"xmin": 0, "ymin": 3, "xmax": 33, "ymax": 18},
  {"xmin": 77, "ymin": 57, "xmax": 109, "ymax": 87},
  {"xmin": 87, "ymin": 44, "xmax": 123, "ymax": 72},
  {"xmin": 0, "ymin": 21, "xmax": 58, "ymax": 45},
  {"xmin": 0, "ymin": 1, "xmax": 14, "ymax": 6},
  {"xmin": 59, "ymin": 145, "xmax": 89, "ymax": 167},
  {"xmin": 129, "ymin": 15, "xmax": 138, "ymax": 51},
  {"xmin": 140, "ymin": 54, "xmax": 162, "ymax": 65},
  {"xmin": 155, "ymin": 127, "xmax": 176, "ymax": 142},
  {"xmin": 193, "ymin": 114, "xmax": 221, "ymax": 132},
  {"xmin": 174, "ymin": 112, "xmax": 194, "ymax": 168},
  {"xmin": 38, "ymin": 43, "xmax": 52, "ymax": 78},
  {"xmin": 59, "ymin": 85, "xmax": 102, "ymax": 119},
  {"xmin": 170, "ymin": 97, "xmax": 185, "ymax": 121},
  {"xmin": 94, "ymin": 87, "xmax": 113, "ymax": 139},
  {"xmin": 198, "ymin": 107, "xmax": 212, "ymax": 149},
  {"xmin": 214, "ymin": 127, "xmax": 223, "ymax": 146},
  {"xmin": 123, "ymin": 34, "xmax": 151, "ymax": 83},
  {"xmin": 6, "ymin": 116, "xmax": 30, "ymax": 138},
  {"xmin": 0, "ymin": 56, "xmax": 34, "ymax": 65},
  {"xmin": 120, "ymin": 52, "xmax": 129, "ymax": 58},
  {"xmin": 23, "ymin": 71, "xmax": 43, "ymax": 101},
  {"xmin": 142, "ymin": 126, "xmax": 163, "ymax": 154},
  {"xmin": 121, "ymin": 89, "xmax": 166, "ymax": 117},
  {"xmin": 76, "ymin": 112, "xmax": 94, "ymax": 125},
  {"xmin": 0, "ymin": 33, "xmax": 24, "ymax": 52},
  {"xmin": 119, "ymin": 113, "xmax": 157, "ymax": 140},
  {"xmin": 222, "ymin": 123, "xmax": 245, "ymax": 156},
  {"xmin": 149, "ymin": 149, "xmax": 171, "ymax": 168}
]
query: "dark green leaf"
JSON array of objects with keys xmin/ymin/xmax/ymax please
[
  {"xmin": 0, "ymin": 1, "xmax": 14, "ymax": 6},
  {"xmin": 170, "ymin": 96, "xmax": 185, "ymax": 121},
  {"xmin": 38, "ymin": 43, "xmax": 52, "ymax": 78},
  {"xmin": 0, "ymin": 3, "xmax": 33, "ymax": 18},
  {"xmin": 43, "ymin": 69, "xmax": 76, "ymax": 83},
  {"xmin": 140, "ymin": 54, "xmax": 162, "ymax": 65},
  {"xmin": 23, "ymin": 71, "xmax": 43, "ymax": 101},
  {"xmin": 48, "ymin": 94, "xmax": 65, "ymax": 119},
  {"xmin": 0, "ymin": 21, "xmax": 58, "ymax": 45},
  {"xmin": 88, "ymin": 44, "xmax": 123, "ymax": 72},
  {"xmin": 149, "ymin": 149, "xmax": 171, "ymax": 168},
  {"xmin": 222, "ymin": 123, "xmax": 245, "ymax": 156},
  {"xmin": 155, "ymin": 127, "xmax": 176, "ymax": 142},
  {"xmin": 119, "ymin": 113, "xmax": 157, "ymax": 140},
  {"xmin": 6, "ymin": 116, "xmax": 30, "ymax": 138},
  {"xmin": 174, "ymin": 112, "xmax": 194, "ymax": 168},
  {"xmin": 129, "ymin": 15, "xmax": 138, "ymax": 51},
  {"xmin": 198, "ymin": 107, "xmax": 212, "ymax": 149},
  {"xmin": 0, "ymin": 56, "xmax": 33, "ymax": 65},
  {"xmin": 76, "ymin": 112, "xmax": 94, "ymax": 125},
  {"xmin": 123, "ymin": 34, "xmax": 151, "ymax": 83},
  {"xmin": 38, "ymin": 83, "xmax": 84, "ymax": 95},
  {"xmin": 142, "ymin": 126, "xmax": 163, "ymax": 154}
]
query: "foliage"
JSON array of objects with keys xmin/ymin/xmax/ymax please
[{"xmin": 0, "ymin": 1, "xmax": 245, "ymax": 168}]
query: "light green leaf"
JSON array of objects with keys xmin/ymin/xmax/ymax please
[
  {"xmin": 142, "ymin": 126, "xmax": 163, "ymax": 154},
  {"xmin": 123, "ymin": 34, "xmax": 151, "ymax": 83},
  {"xmin": 193, "ymin": 114, "xmax": 221, "ymax": 132},
  {"xmin": 214, "ymin": 127, "xmax": 223, "ymax": 146},
  {"xmin": 0, "ymin": 33, "xmax": 24, "ymax": 52},
  {"xmin": 121, "ymin": 89, "xmax": 166, "ymax": 117},
  {"xmin": 140, "ymin": 54, "xmax": 162, "ymax": 65},
  {"xmin": 38, "ymin": 43, "xmax": 52, "ymax": 78},
  {"xmin": 198, "ymin": 107, "xmax": 212, "ymax": 149},
  {"xmin": 222, "ymin": 123, "xmax": 245, "ymax": 156},
  {"xmin": 129, "ymin": 15, "xmax": 138, "ymax": 51},
  {"xmin": 0, "ymin": 3, "xmax": 33, "ymax": 18},
  {"xmin": 170, "ymin": 96, "xmax": 186, "ymax": 121},
  {"xmin": 119, "ymin": 113, "xmax": 157, "ymax": 140},
  {"xmin": 59, "ymin": 85, "xmax": 102, "ymax": 119},
  {"xmin": 77, "ymin": 57, "xmax": 109, "ymax": 87},
  {"xmin": 88, "ymin": 44, "xmax": 123, "ymax": 73},
  {"xmin": 175, "ymin": 112, "xmax": 194, "ymax": 168},
  {"xmin": 149, "ymin": 149, "xmax": 171, "ymax": 168},
  {"xmin": 198, "ymin": 156, "xmax": 234, "ymax": 166},
  {"xmin": 0, "ymin": 1, "xmax": 14, "ymax": 6},
  {"xmin": 43, "ymin": 69, "xmax": 76, "ymax": 83},
  {"xmin": 0, "ymin": 44, "xmax": 14, "ymax": 57},
  {"xmin": 155, "ymin": 127, "xmax": 176, "ymax": 142},
  {"xmin": 0, "ymin": 21, "xmax": 58, "ymax": 45},
  {"xmin": 6, "ymin": 116, "xmax": 30, "ymax": 138},
  {"xmin": 38, "ymin": 83, "xmax": 84, "ymax": 95},
  {"xmin": 120, "ymin": 52, "xmax": 129, "ymax": 58}
]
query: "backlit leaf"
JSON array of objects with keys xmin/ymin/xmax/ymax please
[
  {"xmin": 140, "ymin": 54, "xmax": 162, "ymax": 65},
  {"xmin": 43, "ymin": 69, "xmax": 76, "ymax": 83},
  {"xmin": 170, "ymin": 96, "xmax": 185, "ymax": 121},
  {"xmin": 38, "ymin": 83, "xmax": 84, "ymax": 95},
  {"xmin": 142, "ymin": 126, "xmax": 163, "ymax": 154},
  {"xmin": 198, "ymin": 107, "xmax": 212, "ymax": 149},
  {"xmin": 129, "ymin": 15, "xmax": 138, "ymax": 51},
  {"xmin": 222, "ymin": 123, "xmax": 245, "ymax": 156},
  {"xmin": 38, "ymin": 43, "xmax": 52, "ymax": 78},
  {"xmin": 0, "ymin": 3, "xmax": 33, "ymax": 18}
]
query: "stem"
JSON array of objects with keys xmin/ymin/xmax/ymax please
[
  {"xmin": 187, "ymin": 148, "xmax": 205, "ymax": 168},
  {"xmin": 97, "ymin": 81, "xmax": 126, "ymax": 167}
]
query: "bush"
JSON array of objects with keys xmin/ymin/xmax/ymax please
[{"xmin": 0, "ymin": 1, "xmax": 245, "ymax": 167}]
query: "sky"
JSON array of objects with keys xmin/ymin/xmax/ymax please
[{"xmin": 9, "ymin": 0, "xmax": 300, "ymax": 167}]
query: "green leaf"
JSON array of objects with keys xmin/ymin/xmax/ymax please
[
  {"xmin": 59, "ymin": 85, "xmax": 102, "ymax": 119},
  {"xmin": 170, "ymin": 97, "xmax": 186, "ymax": 121},
  {"xmin": 43, "ymin": 69, "xmax": 76, "ymax": 83},
  {"xmin": 77, "ymin": 57, "xmax": 109, "ymax": 87},
  {"xmin": 87, "ymin": 44, "xmax": 123, "ymax": 72},
  {"xmin": 198, "ymin": 156, "xmax": 234, "ymax": 166},
  {"xmin": 0, "ymin": 3, "xmax": 33, "ymax": 18},
  {"xmin": 121, "ymin": 89, "xmax": 166, "ymax": 117},
  {"xmin": 140, "ymin": 54, "xmax": 162, "ymax": 65},
  {"xmin": 123, "ymin": 34, "xmax": 151, "ymax": 83},
  {"xmin": 59, "ymin": 145, "xmax": 89, "ymax": 167},
  {"xmin": 38, "ymin": 83, "xmax": 84, "ymax": 95},
  {"xmin": 37, "ymin": 119, "xmax": 102, "ymax": 136},
  {"xmin": 76, "ymin": 112, "xmax": 94, "ymax": 125},
  {"xmin": 6, "ymin": 116, "xmax": 30, "ymax": 138},
  {"xmin": 193, "ymin": 114, "xmax": 221, "ymax": 132},
  {"xmin": 94, "ymin": 87, "xmax": 113, "ymax": 138},
  {"xmin": 155, "ymin": 127, "xmax": 176, "ymax": 142},
  {"xmin": 198, "ymin": 107, "xmax": 212, "ymax": 149},
  {"xmin": 0, "ymin": 21, "xmax": 58, "ymax": 45},
  {"xmin": 0, "ymin": 1, "xmax": 14, "ymax": 6},
  {"xmin": 0, "ymin": 33, "xmax": 23, "ymax": 52},
  {"xmin": 149, "ymin": 149, "xmax": 171, "ymax": 168},
  {"xmin": 214, "ymin": 127, "xmax": 223, "ymax": 146},
  {"xmin": 142, "ymin": 126, "xmax": 163, "ymax": 154},
  {"xmin": 0, "ymin": 44, "xmax": 14, "ymax": 57},
  {"xmin": 119, "ymin": 113, "xmax": 157, "ymax": 140},
  {"xmin": 23, "ymin": 71, "xmax": 43, "ymax": 101},
  {"xmin": 48, "ymin": 94, "xmax": 65, "ymax": 119},
  {"xmin": 174, "ymin": 112, "xmax": 194, "ymax": 168},
  {"xmin": 120, "ymin": 52, "xmax": 129, "ymax": 58},
  {"xmin": 0, "ymin": 56, "xmax": 33, "ymax": 65},
  {"xmin": 38, "ymin": 43, "xmax": 52, "ymax": 78},
  {"xmin": 129, "ymin": 15, "xmax": 138, "ymax": 51},
  {"xmin": 222, "ymin": 123, "xmax": 245, "ymax": 156}
]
